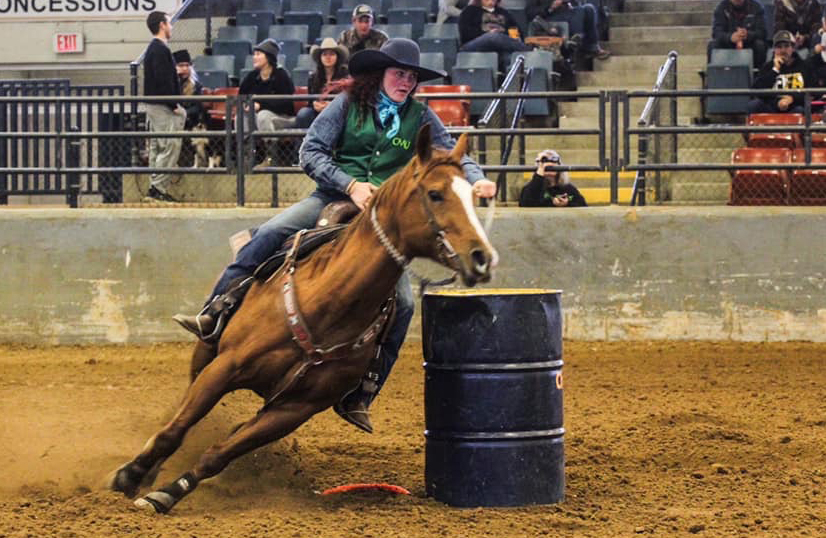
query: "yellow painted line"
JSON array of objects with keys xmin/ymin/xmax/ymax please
[
  {"xmin": 579, "ymin": 187, "xmax": 651, "ymax": 203},
  {"xmin": 522, "ymin": 171, "xmax": 636, "ymax": 180},
  {"xmin": 425, "ymin": 289, "xmax": 562, "ymax": 296}
]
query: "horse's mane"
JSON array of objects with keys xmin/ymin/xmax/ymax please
[{"xmin": 303, "ymin": 147, "xmax": 463, "ymax": 274}]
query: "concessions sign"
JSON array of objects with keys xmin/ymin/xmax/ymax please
[{"xmin": 0, "ymin": 0, "xmax": 180, "ymax": 19}]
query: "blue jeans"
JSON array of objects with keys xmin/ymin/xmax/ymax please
[
  {"xmin": 210, "ymin": 188, "xmax": 414, "ymax": 402},
  {"xmin": 294, "ymin": 106, "xmax": 317, "ymax": 129},
  {"xmin": 545, "ymin": 5, "xmax": 601, "ymax": 52},
  {"xmin": 460, "ymin": 31, "xmax": 532, "ymax": 70},
  {"xmin": 746, "ymin": 98, "xmax": 803, "ymax": 115}
]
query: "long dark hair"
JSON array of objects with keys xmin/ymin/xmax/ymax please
[
  {"xmin": 333, "ymin": 68, "xmax": 419, "ymax": 125},
  {"xmin": 314, "ymin": 49, "xmax": 346, "ymax": 76}
]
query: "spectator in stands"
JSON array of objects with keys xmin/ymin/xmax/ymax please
[
  {"xmin": 174, "ymin": 38, "xmax": 497, "ymax": 435},
  {"xmin": 808, "ymin": 16, "xmax": 826, "ymax": 86},
  {"xmin": 527, "ymin": 0, "xmax": 610, "ymax": 60},
  {"xmin": 338, "ymin": 5, "xmax": 388, "ymax": 55},
  {"xmin": 774, "ymin": 0, "xmax": 821, "ymax": 50},
  {"xmin": 519, "ymin": 150, "xmax": 587, "ymax": 207},
  {"xmin": 239, "ymin": 38, "xmax": 296, "ymax": 168},
  {"xmin": 143, "ymin": 11, "xmax": 185, "ymax": 203},
  {"xmin": 438, "ymin": 0, "xmax": 469, "ymax": 24},
  {"xmin": 748, "ymin": 30, "xmax": 813, "ymax": 114},
  {"xmin": 458, "ymin": 0, "xmax": 533, "ymax": 69},
  {"xmin": 173, "ymin": 49, "xmax": 207, "ymax": 130},
  {"xmin": 709, "ymin": 0, "xmax": 767, "ymax": 67},
  {"xmin": 295, "ymin": 38, "xmax": 350, "ymax": 129}
]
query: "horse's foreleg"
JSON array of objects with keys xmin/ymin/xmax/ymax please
[
  {"xmin": 134, "ymin": 401, "xmax": 319, "ymax": 514},
  {"xmin": 110, "ymin": 353, "xmax": 238, "ymax": 498},
  {"xmin": 189, "ymin": 340, "xmax": 218, "ymax": 383}
]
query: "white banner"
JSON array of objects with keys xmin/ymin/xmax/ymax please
[{"xmin": 0, "ymin": 0, "xmax": 181, "ymax": 19}]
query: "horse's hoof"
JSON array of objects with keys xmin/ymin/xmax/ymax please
[
  {"xmin": 108, "ymin": 462, "xmax": 145, "ymax": 499},
  {"xmin": 134, "ymin": 492, "xmax": 174, "ymax": 514}
]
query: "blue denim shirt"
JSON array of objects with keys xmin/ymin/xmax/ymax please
[{"xmin": 299, "ymin": 92, "xmax": 486, "ymax": 194}]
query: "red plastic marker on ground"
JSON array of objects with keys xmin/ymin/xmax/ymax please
[{"xmin": 321, "ymin": 483, "xmax": 411, "ymax": 496}]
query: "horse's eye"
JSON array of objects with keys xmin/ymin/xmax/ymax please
[{"xmin": 428, "ymin": 190, "xmax": 444, "ymax": 202}]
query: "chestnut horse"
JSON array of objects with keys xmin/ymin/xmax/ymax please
[{"xmin": 108, "ymin": 125, "xmax": 498, "ymax": 513}]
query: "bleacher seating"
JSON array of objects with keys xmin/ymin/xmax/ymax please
[
  {"xmin": 283, "ymin": 11, "xmax": 325, "ymax": 44},
  {"xmin": 194, "ymin": 54, "xmax": 235, "ymax": 75},
  {"xmin": 241, "ymin": 0, "xmax": 283, "ymax": 17},
  {"xmin": 706, "ymin": 48, "xmax": 753, "ymax": 115},
  {"xmin": 419, "ymin": 38, "xmax": 458, "ymax": 76},
  {"xmin": 417, "ymin": 84, "xmax": 472, "ymax": 126},
  {"xmin": 319, "ymin": 24, "xmax": 350, "ymax": 42},
  {"xmin": 294, "ymin": 86, "xmax": 309, "ymax": 114},
  {"xmin": 217, "ymin": 25, "xmax": 257, "ymax": 43},
  {"xmin": 212, "ymin": 39, "xmax": 253, "ymax": 78},
  {"xmin": 423, "ymin": 23, "xmax": 460, "ymax": 40},
  {"xmin": 300, "ymin": 0, "xmax": 335, "ymax": 21},
  {"xmin": 419, "ymin": 52, "xmax": 446, "ymax": 85},
  {"xmin": 452, "ymin": 52, "xmax": 499, "ymax": 116},
  {"xmin": 292, "ymin": 54, "xmax": 315, "ymax": 86},
  {"xmin": 236, "ymin": 11, "xmax": 277, "ymax": 43},
  {"xmin": 205, "ymin": 87, "xmax": 240, "ymax": 129},
  {"xmin": 515, "ymin": 50, "xmax": 557, "ymax": 117},
  {"xmin": 268, "ymin": 23, "xmax": 310, "ymax": 43},
  {"xmin": 747, "ymin": 113, "xmax": 803, "ymax": 148},
  {"xmin": 729, "ymin": 147, "xmax": 790, "ymax": 205},
  {"xmin": 387, "ymin": 8, "xmax": 428, "ymax": 40},
  {"xmin": 374, "ymin": 24, "xmax": 413, "ymax": 41}
]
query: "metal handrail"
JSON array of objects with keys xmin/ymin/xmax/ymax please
[
  {"xmin": 478, "ymin": 55, "xmax": 526, "ymax": 128},
  {"xmin": 494, "ymin": 67, "xmax": 533, "ymax": 201},
  {"xmin": 638, "ymin": 50, "xmax": 678, "ymax": 127}
]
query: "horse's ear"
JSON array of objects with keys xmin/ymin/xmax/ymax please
[
  {"xmin": 416, "ymin": 124, "xmax": 432, "ymax": 164},
  {"xmin": 450, "ymin": 133, "xmax": 468, "ymax": 160}
]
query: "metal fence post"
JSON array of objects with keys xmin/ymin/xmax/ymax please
[
  {"xmin": 599, "ymin": 91, "xmax": 607, "ymax": 169},
  {"xmin": 66, "ymin": 126, "xmax": 81, "ymax": 208},
  {"xmin": 235, "ymin": 94, "xmax": 246, "ymax": 206},
  {"xmin": 0, "ymin": 89, "xmax": 6, "ymax": 205},
  {"xmin": 804, "ymin": 92, "xmax": 812, "ymax": 165},
  {"xmin": 609, "ymin": 91, "xmax": 620, "ymax": 205}
]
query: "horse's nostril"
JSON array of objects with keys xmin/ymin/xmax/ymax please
[{"xmin": 471, "ymin": 248, "xmax": 488, "ymax": 273}]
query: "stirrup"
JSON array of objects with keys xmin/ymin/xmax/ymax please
[
  {"xmin": 172, "ymin": 311, "xmax": 218, "ymax": 342},
  {"xmin": 334, "ymin": 399, "xmax": 373, "ymax": 434}
]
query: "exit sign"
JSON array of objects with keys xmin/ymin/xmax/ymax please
[{"xmin": 54, "ymin": 33, "xmax": 84, "ymax": 54}]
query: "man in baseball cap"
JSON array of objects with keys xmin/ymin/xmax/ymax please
[
  {"xmin": 337, "ymin": 4, "xmax": 388, "ymax": 55},
  {"xmin": 747, "ymin": 29, "xmax": 813, "ymax": 114}
]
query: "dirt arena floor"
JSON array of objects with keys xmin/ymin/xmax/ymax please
[{"xmin": 0, "ymin": 340, "xmax": 824, "ymax": 537}]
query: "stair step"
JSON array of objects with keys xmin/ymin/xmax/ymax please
[
  {"xmin": 559, "ymin": 93, "xmax": 703, "ymax": 117},
  {"xmin": 593, "ymin": 54, "xmax": 708, "ymax": 72},
  {"xmin": 607, "ymin": 39, "xmax": 709, "ymax": 56},
  {"xmin": 612, "ymin": 11, "xmax": 713, "ymax": 27},
  {"xmin": 623, "ymin": 0, "xmax": 719, "ymax": 13},
  {"xmin": 610, "ymin": 25, "xmax": 710, "ymax": 42},
  {"xmin": 577, "ymin": 69, "xmax": 704, "ymax": 89},
  {"xmin": 671, "ymin": 181, "xmax": 730, "ymax": 202}
]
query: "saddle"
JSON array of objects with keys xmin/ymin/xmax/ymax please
[{"xmin": 252, "ymin": 200, "xmax": 360, "ymax": 281}]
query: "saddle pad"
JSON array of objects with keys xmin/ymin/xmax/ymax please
[{"xmin": 252, "ymin": 224, "xmax": 349, "ymax": 281}]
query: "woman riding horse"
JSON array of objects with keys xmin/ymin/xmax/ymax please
[{"xmin": 174, "ymin": 38, "xmax": 497, "ymax": 434}]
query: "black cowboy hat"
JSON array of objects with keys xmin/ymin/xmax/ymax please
[
  {"xmin": 173, "ymin": 49, "xmax": 191, "ymax": 64},
  {"xmin": 349, "ymin": 38, "xmax": 446, "ymax": 82}
]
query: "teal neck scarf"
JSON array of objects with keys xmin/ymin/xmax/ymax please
[{"xmin": 377, "ymin": 90, "xmax": 404, "ymax": 139}]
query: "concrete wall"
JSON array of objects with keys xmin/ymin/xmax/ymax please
[{"xmin": 0, "ymin": 206, "xmax": 824, "ymax": 344}]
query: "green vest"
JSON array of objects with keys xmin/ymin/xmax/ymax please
[{"xmin": 335, "ymin": 98, "xmax": 426, "ymax": 187}]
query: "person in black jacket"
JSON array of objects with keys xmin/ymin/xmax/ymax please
[
  {"xmin": 528, "ymin": 0, "xmax": 610, "ymax": 59},
  {"xmin": 295, "ymin": 38, "xmax": 350, "ymax": 129},
  {"xmin": 747, "ymin": 30, "xmax": 814, "ymax": 114},
  {"xmin": 708, "ymin": 0, "xmax": 767, "ymax": 66},
  {"xmin": 173, "ymin": 49, "xmax": 206, "ymax": 130},
  {"xmin": 239, "ymin": 38, "xmax": 296, "ymax": 167},
  {"xmin": 519, "ymin": 150, "xmax": 587, "ymax": 207},
  {"xmin": 458, "ymin": 0, "xmax": 532, "ymax": 69},
  {"xmin": 143, "ymin": 10, "xmax": 185, "ymax": 202}
]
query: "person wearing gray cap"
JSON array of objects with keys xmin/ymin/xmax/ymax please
[
  {"xmin": 337, "ymin": 4, "xmax": 388, "ymax": 55},
  {"xmin": 519, "ymin": 150, "xmax": 587, "ymax": 207},
  {"xmin": 747, "ymin": 29, "xmax": 814, "ymax": 114},
  {"xmin": 174, "ymin": 39, "xmax": 498, "ymax": 434}
]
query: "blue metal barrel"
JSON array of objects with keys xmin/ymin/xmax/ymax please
[{"xmin": 422, "ymin": 289, "xmax": 564, "ymax": 507}]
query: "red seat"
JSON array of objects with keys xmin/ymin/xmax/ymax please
[
  {"xmin": 746, "ymin": 113, "xmax": 804, "ymax": 148},
  {"xmin": 293, "ymin": 86, "xmax": 308, "ymax": 115},
  {"xmin": 790, "ymin": 149, "xmax": 826, "ymax": 205},
  {"xmin": 729, "ymin": 147, "xmax": 790, "ymax": 205},
  {"xmin": 416, "ymin": 85, "xmax": 472, "ymax": 127},
  {"xmin": 206, "ymin": 87, "xmax": 240, "ymax": 129}
]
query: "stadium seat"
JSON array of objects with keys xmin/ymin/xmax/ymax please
[
  {"xmin": 269, "ymin": 24, "xmax": 310, "ymax": 44},
  {"xmin": 706, "ymin": 48, "xmax": 753, "ymax": 115},
  {"xmin": 294, "ymin": 54, "xmax": 314, "ymax": 71},
  {"xmin": 194, "ymin": 54, "xmax": 235, "ymax": 75},
  {"xmin": 198, "ymin": 70, "xmax": 231, "ymax": 89},
  {"xmin": 422, "ymin": 23, "xmax": 460, "ymax": 40},
  {"xmin": 764, "ymin": 3, "xmax": 774, "ymax": 39},
  {"xmin": 373, "ymin": 24, "xmax": 413, "ymax": 40},
  {"xmin": 319, "ymin": 24, "xmax": 350, "ymax": 42},
  {"xmin": 292, "ymin": 66, "xmax": 312, "ymax": 86},
  {"xmin": 217, "ymin": 25, "xmax": 258, "ymax": 44},
  {"xmin": 299, "ymin": 0, "xmax": 334, "ymax": 20},
  {"xmin": 206, "ymin": 87, "xmax": 240, "ymax": 129},
  {"xmin": 274, "ymin": 40, "xmax": 303, "ymax": 71},
  {"xmin": 506, "ymin": 7, "xmax": 528, "ymax": 35},
  {"xmin": 241, "ymin": 0, "xmax": 283, "ymax": 17},
  {"xmin": 747, "ymin": 113, "xmax": 804, "ymax": 148},
  {"xmin": 294, "ymin": 86, "xmax": 309, "ymax": 114},
  {"xmin": 453, "ymin": 53, "xmax": 499, "ymax": 115},
  {"xmin": 418, "ymin": 37, "xmax": 458, "ymax": 75},
  {"xmin": 790, "ymin": 149, "xmax": 826, "ymax": 205},
  {"xmin": 236, "ymin": 11, "xmax": 277, "ymax": 43},
  {"xmin": 419, "ymin": 52, "xmax": 446, "ymax": 85},
  {"xmin": 212, "ymin": 39, "xmax": 254, "ymax": 78},
  {"xmin": 283, "ymin": 11, "xmax": 325, "ymax": 44},
  {"xmin": 387, "ymin": 8, "xmax": 428, "ymax": 40},
  {"xmin": 514, "ymin": 50, "xmax": 556, "ymax": 117},
  {"xmin": 416, "ymin": 84, "xmax": 472, "ymax": 126},
  {"xmin": 729, "ymin": 147, "xmax": 791, "ymax": 205}
]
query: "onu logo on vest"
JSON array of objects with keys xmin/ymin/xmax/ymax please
[
  {"xmin": 774, "ymin": 72, "xmax": 804, "ymax": 90},
  {"xmin": 391, "ymin": 137, "xmax": 411, "ymax": 149}
]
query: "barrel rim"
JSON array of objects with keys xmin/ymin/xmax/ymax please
[
  {"xmin": 423, "ymin": 288, "xmax": 563, "ymax": 296},
  {"xmin": 424, "ymin": 427, "xmax": 565, "ymax": 441},
  {"xmin": 423, "ymin": 359, "xmax": 564, "ymax": 371}
]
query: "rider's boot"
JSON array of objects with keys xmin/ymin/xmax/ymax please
[
  {"xmin": 173, "ymin": 277, "xmax": 253, "ymax": 343},
  {"xmin": 334, "ymin": 371, "xmax": 380, "ymax": 434}
]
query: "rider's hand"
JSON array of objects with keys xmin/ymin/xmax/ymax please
[
  {"xmin": 777, "ymin": 95, "xmax": 794, "ymax": 111},
  {"xmin": 348, "ymin": 181, "xmax": 378, "ymax": 210},
  {"xmin": 472, "ymin": 179, "xmax": 497, "ymax": 199}
]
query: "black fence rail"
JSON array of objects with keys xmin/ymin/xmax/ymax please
[{"xmin": 3, "ymin": 89, "xmax": 826, "ymax": 207}]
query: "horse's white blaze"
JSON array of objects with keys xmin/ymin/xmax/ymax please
[{"xmin": 451, "ymin": 176, "xmax": 499, "ymax": 267}]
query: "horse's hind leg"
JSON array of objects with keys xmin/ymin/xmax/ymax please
[
  {"xmin": 189, "ymin": 340, "xmax": 218, "ymax": 383},
  {"xmin": 134, "ymin": 401, "xmax": 319, "ymax": 514},
  {"xmin": 110, "ymin": 353, "xmax": 238, "ymax": 498}
]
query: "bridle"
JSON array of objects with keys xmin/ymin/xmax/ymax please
[{"xmin": 370, "ymin": 159, "xmax": 474, "ymax": 295}]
